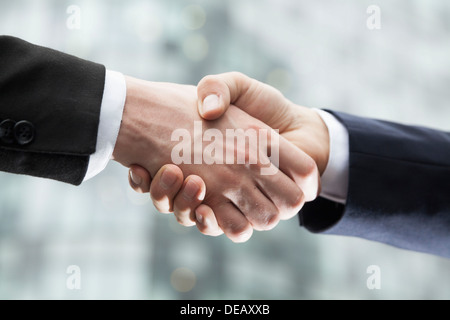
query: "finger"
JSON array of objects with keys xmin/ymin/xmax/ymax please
[
  {"xmin": 246, "ymin": 142, "xmax": 305, "ymax": 223},
  {"xmin": 266, "ymin": 128, "xmax": 321, "ymax": 202},
  {"xmin": 230, "ymin": 185, "xmax": 281, "ymax": 231},
  {"xmin": 129, "ymin": 164, "xmax": 152, "ymax": 193},
  {"xmin": 213, "ymin": 202, "xmax": 253, "ymax": 243},
  {"xmin": 173, "ymin": 175, "xmax": 206, "ymax": 227},
  {"xmin": 150, "ymin": 164, "xmax": 184, "ymax": 214},
  {"xmin": 228, "ymin": 119, "xmax": 310, "ymax": 220},
  {"xmin": 195, "ymin": 204, "xmax": 224, "ymax": 237},
  {"xmin": 254, "ymin": 168, "xmax": 306, "ymax": 221},
  {"xmin": 198, "ymin": 73, "xmax": 320, "ymax": 198},
  {"xmin": 225, "ymin": 105, "xmax": 320, "ymax": 202},
  {"xmin": 237, "ymin": 107, "xmax": 319, "ymax": 202}
]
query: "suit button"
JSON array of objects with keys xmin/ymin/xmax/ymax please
[
  {"xmin": 0, "ymin": 119, "xmax": 16, "ymax": 144},
  {"xmin": 14, "ymin": 120, "xmax": 35, "ymax": 145}
]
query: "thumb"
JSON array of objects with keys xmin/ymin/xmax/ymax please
[
  {"xmin": 197, "ymin": 72, "xmax": 286, "ymax": 126},
  {"xmin": 197, "ymin": 74, "xmax": 233, "ymax": 120},
  {"xmin": 197, "ymin": 72, "xmax": 256, "ymax": 120}
]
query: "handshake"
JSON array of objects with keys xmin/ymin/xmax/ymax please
[
  {"xmin": 2, "ymin": 36, "xmax": 448, "ymax": 257},
  {"xmin": 112, "ymin": 72, "xmax": 330, "ymax": 242}
]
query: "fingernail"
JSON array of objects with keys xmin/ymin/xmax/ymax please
[
  {"xmin": 195, "ymin": 210, "xmax": 204, "ymax": 224},
  {"xmin": 130, "ymin": 170, "xmax": 141, "ymax": 185},
  {"xmin": 202, "ymin": 95, "xmax": 220, "ymax": 114},
  {"xmin": 183, "ymin": 179, "xmax": 200, "ymax": 200},
  {"xmin": 160, "ymin": 169, "xmax": 177, "ymax": 190}
]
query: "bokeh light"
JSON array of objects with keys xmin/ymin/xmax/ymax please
[
  {"xmin": 182, "ymin": 4, "xmax": 206, "ymax": 30},
  {"xmin": 170, "ymin": 267, "xmax": 197, "ymax": 293},
  {"xmin": 183, "ymin": 33, "xmax": 209, "ymax": 62}
]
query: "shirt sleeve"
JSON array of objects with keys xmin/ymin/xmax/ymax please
[
  {"xmin": 313, "ymin": 109, "xmax": 350, "ymax": 204},
  {"xmin": 83, "ymin": 70, "xmax": 126, "ymax": 181}
]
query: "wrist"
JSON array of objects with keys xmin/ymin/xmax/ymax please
[
  {"xmin": 308, "ymin": 108, "xmax": 330, "ymax": 175},
  {"xmin": 111, "ymin": 77, "xmax": 198, "ymax": 176},
  {"xmin": 291, "ymin": 105, "xmax": 330, "ymax": 176},
  {"xmin": 112, "ymin": 76, "xmax": 157, "ymax": 169}
]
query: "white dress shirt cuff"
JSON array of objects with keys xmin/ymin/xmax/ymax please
[
  {"xmin": 83, "ymin": 70, "xmax": 126, "ymax": 181},
  {"xmin": 313, "ymin": 109, "xmax": 349, "ymax": 204}
]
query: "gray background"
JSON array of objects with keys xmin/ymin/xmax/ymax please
[{"xmin": 0, "ymin": 0, "xmax": 449, "ymax": 299}]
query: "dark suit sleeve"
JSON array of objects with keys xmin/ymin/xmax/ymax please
[
  {"xmin": 0, "ymin": 36, "xmax": 106, "ymax": 185},
  {"xmin": 299, "ymin": 111, "xmax": 450, "ymax": 258}
]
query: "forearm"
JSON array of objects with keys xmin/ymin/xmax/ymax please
[
  {"xmin": 301, "ymin": 111, "xmax": 450, "ymax": 258},
  {"xmin": 0, "ymin": 36, "xmax": 105, "ymax": 185},
  {"xmin": 111, "ymin": 76, "xmax": 188, "ymax": 173}
]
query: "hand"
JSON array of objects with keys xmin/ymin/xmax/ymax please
[
  {"xmin": 114, "ymin": 75, "xmax": 320, "ymax": 242},
  {"xmin": 128, "ymin": 72, "xmax": 328, "ymax": 239},
  {"xmin": 197, "ymin": 72, "xmax": 330, "ymax": 174}
]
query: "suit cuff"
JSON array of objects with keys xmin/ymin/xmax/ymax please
[
  {"xmin": 313, "ymin": 109, "xmax": 349, "ymax": 204},
  {"xmin": 84, "ymin": 70, "xmax": 126, "ymax": 181}
]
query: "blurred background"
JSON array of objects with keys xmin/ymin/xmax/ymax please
[{"xmin": 0, "ymin": 0, "xmax": 450, "ymax": 299}]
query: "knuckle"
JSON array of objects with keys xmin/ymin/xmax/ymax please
[
  {"xmin": 248, "ymin": 157, "xmax": 267, "ymax": 172},
  {"xmin": 262, "ymin": 212, "xmax": 281, "ymax": 230},
  {"xmin": 303, "ymin": 157, "xmax": 319, "ymax": 180},
  {"xmin": 288, "ymin": 191, "xmax": 305, "ymax": 211},
  {"xmin": 225, "ymin": 222, "xmax": 252, "ymax": 243},
  {"xmin": 229, "ymin": 71, "xmax": 246, "ymax": 81},
  {"xmin": 199, "ymin": 74, "xmax": 220, "ymax": 88},
  {"xmin": 299, "ymin": 158, "xmax": 320, "ymax": 202},
  {"xmin": 196, "ymin": 222, "xmax": 209, "ymax": 234},
  {"xmin": 252, "ymin": 210, "xmax": 280, "ymax": 231},
  {"xmin": 247, "ymin": 123, "xmax": 264, "ymax": 133},
  {"xmin": 275, "ymin": 192, "xmax": 305, "ymax": 221}
]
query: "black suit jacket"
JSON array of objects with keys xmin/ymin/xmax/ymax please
[
  {"xmin": 300, "ymin": 111, "xmax": 450, "ymax": 258},
  {"xmin": 0, "ymin": 36, "xmax": 105, "ymax": 185}
]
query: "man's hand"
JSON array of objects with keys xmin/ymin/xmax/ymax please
[
  {"xmin": 197, "ymin": 72, "xmax": 330, "ymax": 175},
  {"xmin": 114, "ymin": 75, "xmax": 320, "ymax": 242},
  {"xmin": 127, "ymin": 72, "xmax": 329, "ymax": 240}
]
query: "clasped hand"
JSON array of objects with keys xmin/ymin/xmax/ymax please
[{"xmin": 112, "ymin": 72, "xmax": 329, "ymax": 242}]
